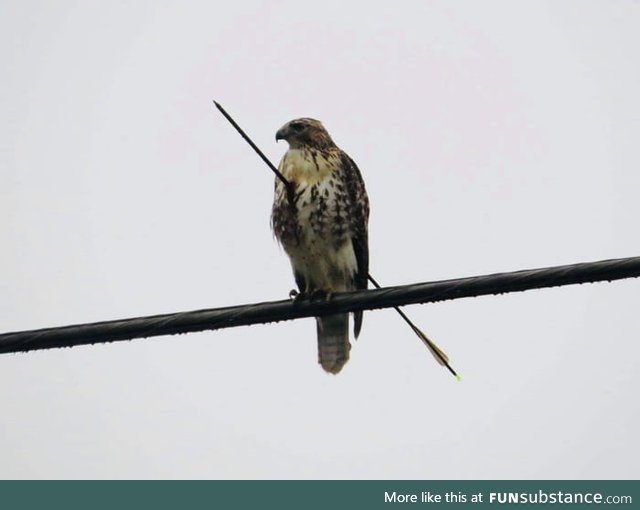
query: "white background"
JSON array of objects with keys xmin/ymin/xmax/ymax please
[{"xmin": 1, "ymin": 1, "xmax": 639, "ymax": 479}]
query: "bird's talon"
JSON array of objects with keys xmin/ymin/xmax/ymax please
[{"xmin": 291, "ymin": 290, "xmax": 309, "ymax": 303}]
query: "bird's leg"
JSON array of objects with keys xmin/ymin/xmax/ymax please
[
  {"xmin": 291, "ymin": 272, "xmax": 308, "ymax": 302},
  {"xmin": 308, "ymin": 289, "xmax": 333, "ymax": 302}
]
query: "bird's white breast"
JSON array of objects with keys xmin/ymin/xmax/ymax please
[
  {"xmin": 280, "ymin": 148, "xmax": 336, "ymax": 184},
  {"xmin": 277, "ymin": 148, "xmax": 357, "ymax": 292}
]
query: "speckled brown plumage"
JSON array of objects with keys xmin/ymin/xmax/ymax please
[{"xmin": 271, "ymin": 118, "xmax": 369, "ymax": 374}]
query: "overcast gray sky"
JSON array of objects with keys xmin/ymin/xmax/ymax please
[{"xmin": 1, "ymin": 1, "xmax": 639, "ymax": 479}]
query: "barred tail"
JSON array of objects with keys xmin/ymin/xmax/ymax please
[{"xmin": 316, "ymin": 313, "xmax": 350, "ymax": 374}]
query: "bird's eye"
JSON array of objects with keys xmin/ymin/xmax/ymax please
[{"xmin": 290, "ymin": 122, "xmax": 304, "ymax": 132}]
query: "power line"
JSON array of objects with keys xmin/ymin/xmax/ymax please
[{"xmin": 1, "ymin": 256, "xmax": 638, "ymax": 355}]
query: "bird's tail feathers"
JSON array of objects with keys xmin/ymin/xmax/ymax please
[{"xmin": 316, "ymin": 313, "xmax": 350, "ymax": 374}]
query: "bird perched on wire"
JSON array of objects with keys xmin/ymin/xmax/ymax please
[{"xmin": 272, "ymin": 118, "xmax": 369, "ymax": 374}]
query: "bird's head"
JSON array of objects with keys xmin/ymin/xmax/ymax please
[{"xmin": 275, "ymin": 118, "xmax": 336, "ymax": 150}]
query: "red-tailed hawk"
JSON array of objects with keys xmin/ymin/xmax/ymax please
[{"xmin": 272, "ymin": 118, "xmax": 369, "ymax": 374}]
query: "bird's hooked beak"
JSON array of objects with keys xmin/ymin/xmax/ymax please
[{"xmin": 275, "ymin": 125, "xmax": 288, "ymax": 142}]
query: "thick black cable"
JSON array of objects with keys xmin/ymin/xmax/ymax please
[{"xmin": 1, "ymin": 256, "xmax": 638, "ymax": 355}]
